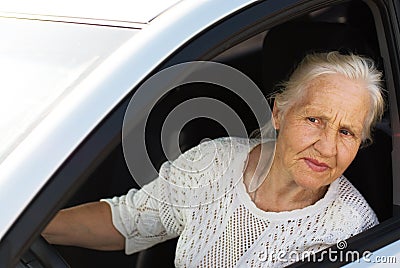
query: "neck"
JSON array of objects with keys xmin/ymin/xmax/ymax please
[
  {"xmin": 243, "ymin": 143, "xmax": 328, "ymax": 212},
  {"xmin": 252, "ymin": 176, "xmax": 328, "ymax": 212}
]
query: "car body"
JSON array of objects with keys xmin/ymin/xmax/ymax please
[{"xmin": 0, "ymin": 0, "xmax": 399, "ymax": 267}]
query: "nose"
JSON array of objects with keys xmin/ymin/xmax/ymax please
[{"xmin": 314, "ymin": 127, "xmax": 338, "ymax": 157}]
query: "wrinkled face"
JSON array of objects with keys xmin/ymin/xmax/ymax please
[{"xmin": 272, "ymin": 73, "xmax": 370, "ymax": 190}]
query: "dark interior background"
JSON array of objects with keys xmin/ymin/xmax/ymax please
[{"xmin": 55, "ymin": 1, "xmax": 393, "ymax": 267}]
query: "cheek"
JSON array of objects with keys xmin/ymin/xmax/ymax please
[
  {"xmin": 283, "ymin": 124, "xmax": 320, "ymax": 149},
  {"xmin": 276, "ymin": 126, "xmax": 320, "ymax": 166},
  {"xmin": 337, "ymin": 143, "xmax": 359, "ymax": 170}
]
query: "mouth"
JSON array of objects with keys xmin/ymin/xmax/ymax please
[{"xmin": 303, "ymin": 157, "xmax": 330, "ymax": 172}]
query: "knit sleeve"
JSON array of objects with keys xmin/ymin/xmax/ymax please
[
  {"xmin": 312, "ymin": 177, "xmax": 379, "ymax": 248},
  {"xmin": 101, "ymin": 169, "xmax": 184, "ymax": 255},
  {"xmin": 359, "ymin": 203, "xmax": 379, "ymax": 231},
  {"xmin": 101, "ymin": 137, "xmax": 240, "ymax": 255},
  {"xmin": 339, "ymin": 177, "xmax": 379, "ymax": 234}
]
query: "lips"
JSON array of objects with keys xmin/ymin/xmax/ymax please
[{"xmin": 303, "ymin": 158, "xmax": 330, "ymax": 172}]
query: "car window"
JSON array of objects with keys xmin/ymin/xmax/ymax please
[
  {"xmin": 130, "ymin": 0, "xmax": 398, "ymax": 266},
  {"xmin": 154, "ymin": 0, "xmax": 395, "ymax": 223}
]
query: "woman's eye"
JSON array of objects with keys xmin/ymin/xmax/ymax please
[
  {"xmin": 307, "ymin": 117, "xmax": 318, "ymax": 123},
  {"xmin": 339, "ymin": 129, "xmax": 353, "ymax": 136}
]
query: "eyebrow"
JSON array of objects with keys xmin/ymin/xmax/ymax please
[{"xmin": 302, "ymin": 106, "xmax": 364, "ymax": 134}]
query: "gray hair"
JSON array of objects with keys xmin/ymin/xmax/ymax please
[{"xmin": 272, "ymin": 51, "xmax": 385, "ymax": 145}]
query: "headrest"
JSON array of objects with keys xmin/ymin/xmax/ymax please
[{"xmin": 262, "ymin": 21, "xmax": 376, "ymax": 96}]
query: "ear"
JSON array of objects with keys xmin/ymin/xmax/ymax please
[{"xmin": 272, "ymin": 101, "xmax": 281, "ymax": 130}]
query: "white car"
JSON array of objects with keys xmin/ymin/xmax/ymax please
[{"xmin": 0, "ymin": 0, "xmax": 399, "ymax": 267}]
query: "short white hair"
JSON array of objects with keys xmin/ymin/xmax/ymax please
[{"xmin": 273, "ymin": 51, "xmax": 385, "ymax": 145}]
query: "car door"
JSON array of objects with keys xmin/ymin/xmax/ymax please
[{"xmin": 3, "ymin": 0, "xmax": 399, "ymax": 267}]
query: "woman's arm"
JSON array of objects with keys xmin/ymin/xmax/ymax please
[{"xmin": 42, "ymin": 201, "xmax": 125, "ymax": 251}]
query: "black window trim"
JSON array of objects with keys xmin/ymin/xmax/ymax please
[{"xmin": 288, "ymin": 216, "xmax": 400, "ymax": 267}]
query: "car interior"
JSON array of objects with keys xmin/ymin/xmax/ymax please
[{"xmin": 29, "ymin": 0, "xmax": 395, "ymax": 267}]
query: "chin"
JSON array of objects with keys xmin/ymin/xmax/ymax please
[{"xmin": 293, "ymin": 175, "xmax": 333, "ymax": 192}]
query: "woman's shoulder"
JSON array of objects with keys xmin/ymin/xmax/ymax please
[
  {"xmin": 336, "ymin": 176, "xmax": 372, "ymax": 207},
  {"xmin": 195, "ymin": 136, "xmax": 257, "ymax": 152},
  {"xmin": 159, "ymin": 137, "xmax": 251, "ymax": 203},
  {"xmin": 160, "ymin": 137, "xmax": 254, "ymax": 173},
  {"xmin": 333, "ymin": 176, "xmax": 379, "ymax": 228}
]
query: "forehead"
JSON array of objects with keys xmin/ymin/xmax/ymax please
[
  {"xmin": 294, "ymin": 74, "xmax": 370, "ymax": 123},
  {"xmin": 301, "ymin": 73, "xmax": 368, "ymax": 104}
]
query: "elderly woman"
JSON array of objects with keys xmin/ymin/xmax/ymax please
[{"xmin": 43, "ymin": 51, "xmax": 384, "ymax": 267}]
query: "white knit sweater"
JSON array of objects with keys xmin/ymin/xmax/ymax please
[{"xmin": 102, "ymin": 137, "xmax": 378, "ymax": 267}]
